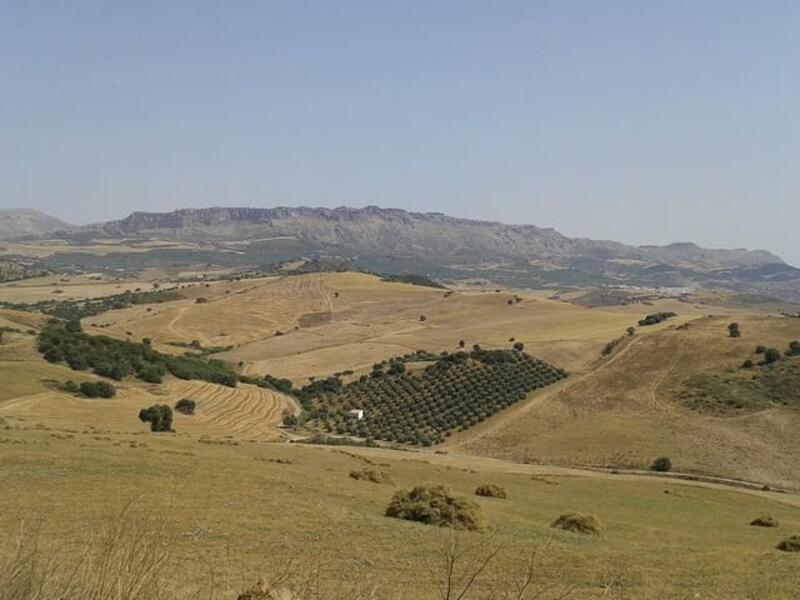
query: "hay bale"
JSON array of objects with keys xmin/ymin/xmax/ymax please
[
  {"xmin": 776, "ymin": 535, "xmax": 800, "ymax": 552},
  {"xmin": 550, "ymin": 512, "xmax": 600, "ymax": 535},
  {"xmin": 750, "ymin": 516, "xmax": 779, "ymax": 528},
  {"xmin": 385, "ymin": 485, "xmax": 484, "ymax": 531},
  {"xmin": 475, "ymin": 484, "xmax": 507, "ymax": 499}
]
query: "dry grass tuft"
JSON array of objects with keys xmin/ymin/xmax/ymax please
[
  {"xmin": 776, "ymin": 535, "xmax": 800, "ymax": 552},
  {"xmin": 0, "ymin": 503, "xmax": 174, "ymax": 600},
  {"xmin": 474, "ymin": 484, "xmax": 507, "ymax": 499},
  {"xmin": 750, "ymin": 516, "xmax": 779, "ymax": 528},
  {"xmin": 550, "ymin": 512, "xmax": 600, "ymax": 535},
  {"xmin": 385, "ymin": 485, "xmax": 484, "ymax": 531}
]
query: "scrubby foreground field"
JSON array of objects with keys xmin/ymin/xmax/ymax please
[{"xmin": 0, "ymin": 424, "xmax": 799, "ymax": 599}]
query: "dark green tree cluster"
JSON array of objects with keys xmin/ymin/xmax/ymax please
[
  {"xmin": 64, "ymin": 380, "xmax": 116, "ymax": 398},
  {"xmin": 38, "ymin": 321, "xmax": 238, "ymax": 387},
  {"xmin": 139, "ymin": 404, "xmax": 173, "ymax": 432},
  {"xmin": 240, "ymin": 373, "xmax": 295, "ymax": 395},
  {"xmin": 0, "ymin": 288, "xmax": 184, "ymax": 321},
  {"xmin": 306, "ymin": 347, "xmax": 566, "ymax": 445},
  {"xmin": 638, "ymin": 312, "xmax": 677, "ymax": 326}
]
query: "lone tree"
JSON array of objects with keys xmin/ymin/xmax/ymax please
[
  {"xmin": 139, "ymin": 404, "xmax": 174, "ymax": 432},
  {"xmin": 175, "ymin": 398, "xmax": 196, "ymax": 415},
  {"xmin": 513, "ymin": 341, "xmax": 524, "ymax": 352},
  {"xmin": 728, "ymin": 323, "xmax": 741, "ymax": 338},
  {"xmin": 651, "ymin": 456, "xmax": 672, "ymax": 472}
]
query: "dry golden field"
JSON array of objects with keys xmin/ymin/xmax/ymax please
[
  {"xmin": 454, "ymin": 314, "xmax": 800, "ymax": 489},
  {"xmin": 1, "ymin": 271, "xmax": 800, "ymax": 597},
  {"xmin": 1, "ymin": 423, "xmax": 799, "ymax": 599}
]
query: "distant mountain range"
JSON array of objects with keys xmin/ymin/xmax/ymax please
[
  {"xmin": 0, "ymin": 208, "xmax": 74, "ymax": 239},
  {"xmin": 1, "ymin": 205, "xmax": 799, "ymax": 300}
]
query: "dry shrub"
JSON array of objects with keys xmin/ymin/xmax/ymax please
[
  {"xmin": 474, "ymin": 484, "xmax": 507, "ymax": 499},
  {"xmin": 385, "ymin": 485, "xmax": 484, "ymax": 531},
  {"xmin": 550, "ymin": 512, "xmax": 600, "ymax": 535},
  {"xmin": 349, "ymin": 469, "xmax": 392, "ymax": 484},
  {"xmin": 776, "ymin": 535, "xmax": 800, "ymax": 552},
  {"xmin": 0, "ymin": 504, "xmax": 173, "ymax": 600},
  {"xmin": 750, "ymin": 516, "xmax": 779, "ymax": 528}
]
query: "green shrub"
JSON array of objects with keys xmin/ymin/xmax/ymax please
[
  {"xmin": 728, "ymin": 323, "xmax": 741, "ymax": 338},
  {"xmin": 651, "ymin": 456, "xmax": 672, "ymax": 472},
  {"xmin": 764, "ymin": 348, "xmax": 781, "ymax": 364},
  {"xmin": 776, "ymin": 535, "xmax": 800, "ymax": 552},
  {"xmin": 79, "ymin": 381, "xmax": 116, "ymax": 399},
  {"xmin": 638, "ymin": 312, "xmax": 676, "ymax": 327},
  {"xmin": 385, "ymin": 485, "xmax": 484, "ymax": 531},
  {"xmin": 349, "ymin": 469, "xmax": 391, "ymax": 484},
  {"xmin": 475, "ymin": 484, "xmax": 507, "ymax": 499},
  {"xmin": 175, "ymin": 398, "xmax": 196, "ymax": 415},
  {"xmin": 139, "ymin": 404, "xmax": 173, "ymax": 432},
  {"xmin": 750, "ymin": 516, "xmax": 779, "ymax": 528},
  {"xmin": 550, "ymin": 512, "xmax": 600, "ymax": 535}
]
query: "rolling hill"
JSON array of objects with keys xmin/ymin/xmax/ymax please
[{"xmin": 0, "ymin": 208, "xmax": 74, "ymax": 239}]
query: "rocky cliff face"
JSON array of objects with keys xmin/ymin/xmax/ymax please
[{"xmin": 90, "ymin": 205, "xmax": 783, "ymax": 270}]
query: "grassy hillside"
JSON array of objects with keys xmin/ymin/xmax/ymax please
[
  {"xmin": 457, "ymin": 315, "xmax": 800, "ymax": 489},
  {"xmin": 0, "ymin": 424, "xmax": 799, "ymax": 599}
]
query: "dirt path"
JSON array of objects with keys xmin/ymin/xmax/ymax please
[
  {"xmin": 167, "ymin": 305, "xmax": 190, "ymax": 340},
  {"xmin": 303, "ymin": 444, "xmax": 800, "ymax": 509}
]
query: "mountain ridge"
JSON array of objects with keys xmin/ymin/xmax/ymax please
[
  {"xmin": 84, "ymin": 204, "xmax": 784, "ymax": 268},
  {"xmin": 2, "ymin": 205, "xmax": 798, "ymax": 300}
]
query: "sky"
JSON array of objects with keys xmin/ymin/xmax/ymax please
[{"xmin": 1, "ymin": 1, "xmax": 799, "ymax": 264}]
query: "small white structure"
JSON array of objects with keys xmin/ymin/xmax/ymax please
[{"xmin": 348, "ymin": 409, "xmax": 365, "ymax": 421}]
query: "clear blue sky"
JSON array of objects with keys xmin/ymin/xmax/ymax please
[{"xmin": 1, "ymin": 1, "xmax": 799, "ymax": 264}]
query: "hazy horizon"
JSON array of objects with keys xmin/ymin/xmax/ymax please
[{"xmin": 2, "ymin": 2, "xmax": 799, "ymax": 264}]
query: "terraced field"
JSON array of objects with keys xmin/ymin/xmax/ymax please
[
  {"xmin": 0, "ymin": 377, "xmax": 296, "ymax": 441},
  {"xmin": 161, "ymin": 379, "xmax": 298, "ymax": 440}
]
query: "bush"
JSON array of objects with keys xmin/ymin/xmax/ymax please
[
  {"xmin": 138, "ymin": 404, "xmax": 173, "ymax": 432},
  {"xmin": 728, "ymin": 323, "xmax": 741, "ymax": 338},
  {"xmin": 755, "ymin": 345, "xmax": 767, "ymax": 354},
  {"xmin": 764, "ymin": 348, "xmax": 781, "ymax": 364},
  {"xmin": 475, "ymin": 484, "xmax": 507, "ymax": 499},
  {"xmin": 79, "ymin": 381, "xmax": 116, "ymax": 399},
  {"xmin": 385, "ymin": 485, "xmax": 484, "ymax": 531},
  {"xmin": 650, "ymin": 457, "xmax": 672, "ymax": 472},
  {"xmin": 550, "ymin": 512, "xmax": 600, "ymax": 535},
  {"xmin": 741, "ymin": 359, "xmax": 754, "ymax": 369},
  {"xmin": 174, "ymin": 398, "xmax": 196, "ymax": 415},
  {"xmin": 638, "ymin": 312, "xmax": 676, "ymax": 327},
  {"xmin": 349, "ymin": 468, "xmax": 391, "ymax": 484},
  {"xmin": 776, "ymin": 535, "xmax": 800, "ymax": 552},
  {"xmin": 750, "ymin": 516, "xmax": 779, "ymax": 528}
]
